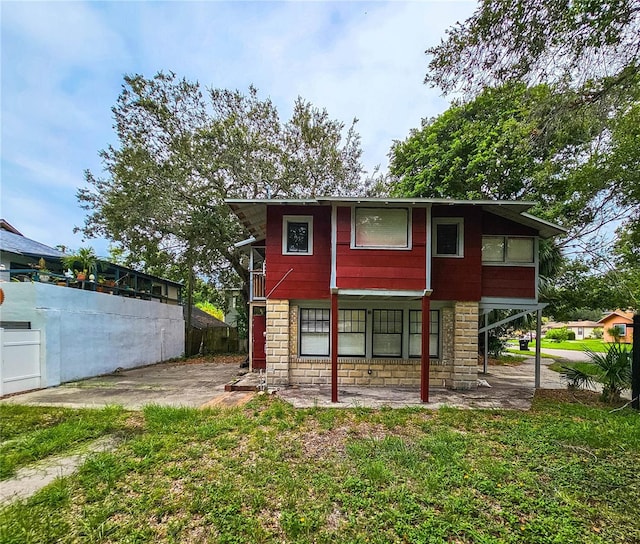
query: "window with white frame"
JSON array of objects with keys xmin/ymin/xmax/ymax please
[
  {"xmin": 482, "ymin": 236, "xmax": 534, "ymax": 264},
  {"xmin": 299, "ymin": 308, "xmax": 329, "ymax": 356},
  {"xmin": 409, "ymin": 310, "xmax": 439, "ymax": 358},
  {"xmin": 612, "ymin": 323, "xmax": 627, "ymax": 337},
  {"xmin": 372, "ymin": 309, "xmax": 403, "ymax": 357},
  {"xmin": 353, "ymin": 207, "xmax": 410, "ymax": 249},
  {"xmin": 338, "ymin": 309, "xmax": 366, "ymax": 356},
  {"xmin": 283, "ymin": 216, "xmax": 313, "ymax": 255},
  {"xmin": 433, "ymin": 218, "xmax": 464, "ymax": 257}
]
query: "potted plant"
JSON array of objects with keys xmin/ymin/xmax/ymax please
[
  {"xmin": 61, "ymin": 247, "xmax": 99, "ymax": 282},
  {"xmin": 36, "ymin": 257, "xmax": 51, "ymax": 282}
]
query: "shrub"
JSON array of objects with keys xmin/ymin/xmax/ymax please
[
  {"xmin": 567, "ymin": 330, "xmax": 576, "ymax": 340},
  {"xmin": 560, "ymin": 343, "xmax": 632, "ymax": 402},
  {"xmin": 488, "ymin": 334, "xmax": 507, "ymax": 358},
  {"xmin": 591, "ymin": 327, "xmax": 603, "ymax": 339},
  {"xmin": 546, "ymin": 327, "xmax": 569, "ymax": 342}
]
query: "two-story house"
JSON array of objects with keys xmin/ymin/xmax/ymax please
[{"xmin": 227, "ymin": 198, "xmax": 564, "ymax": 402}]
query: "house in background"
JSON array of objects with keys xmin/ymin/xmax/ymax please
[
  {"xmin": 599, "ymin": 310, "xmax": 635, "ymax": 343},
  {"xmin": 546, "ymin": 320, "xmax": 601, "ymax": 340},
  {"xmin": 227, "ymin": 197, "xmax": 564, "ymax": 402}
]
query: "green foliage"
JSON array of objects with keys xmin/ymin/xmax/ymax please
[
  {"xmin": 0, "ymin": 405, "xmax": 125, "ymax": 480},
  {"xmin": 567, "ymin": 330, "xmax": 576, "ymax": 341},
  {"xmin": 592, "ymin": 327, "xmax": 604, "ymax": 339},
  {"xmin": 421, "ymin": 0, "xmax": 640, "ymax": 307},
  {"xmin": 195, "ymin": 301, "xmax": 224, "ymax": 321},
  {"xmin": 425, "ymin": 0, "xmax": 639, "ymax": 102},
  {"xmin": 1, "ymin": 399, "xmax": 639, "ymax": 543},
  {"xmin": 487, "ymin": 334, "xmax": 507, "ymax": 358},
  {"xmin": 546, "ymin": 327, "xmax": 570, "ymax": 342},
  {"xmin": 560, "ymin": 344, "xmax": 632, "ymax": 402},
  {"xmin": 60, "ymin": 246, "xmax": 98, "ymax": 275},
  {"xmin": 78, "ymin": 72, "xmax": 366, "ymax": 298}
]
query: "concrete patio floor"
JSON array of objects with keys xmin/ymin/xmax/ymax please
[
  {"xmin": 1, "ymin": 355, "xmax": 567, "ymax": 411},
  {"xmin": 0, "ymin": 357, "xmax": 249, "ymax": 410},
  {"xmin": 275, "ymin": 357, "xmax": 566, "ymax": 410}
]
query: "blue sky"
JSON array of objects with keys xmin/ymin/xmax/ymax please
[{"xmin": 1, "ymin": 1, "xmax": 475, "ymax": 256}]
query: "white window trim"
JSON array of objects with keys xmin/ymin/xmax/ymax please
[
  {"xmin": 350, "ymin": 206, "xmax": 413, "ymax": 250},
  {"xmin": 282, "ymin": 215, "xmax": 313, "ymax": 256},
  {"xmin": 481, "ymin": 235, "xmax": 536, "ymax": 267},
  {"xmin": 294, "ymin": 302, "xmax": 441, "ymax": 360},
  {"xmin": 432, "ymin": 217, "xmax": 464, "ymax": 258},
  {"xmin": 613, "ymin": 323, "xmax": 627, "ymax": 336}
]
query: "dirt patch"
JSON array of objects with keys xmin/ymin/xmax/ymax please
[
  {"xmin": 534, "ymin": 388, "xmax": 628, "ymax": 408},
  {"xmin": 171, "ymin": 354, "xmax": 247, "ymax": 366}
]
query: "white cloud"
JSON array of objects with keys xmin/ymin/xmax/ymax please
[{"xmin": 1, "ymin": 0, "xmax": 476, "ymax": 252}]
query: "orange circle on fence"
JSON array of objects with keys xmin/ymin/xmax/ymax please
[{"xmin": 0, "ymin": 287, "xmax": 4, "ymax": 305}]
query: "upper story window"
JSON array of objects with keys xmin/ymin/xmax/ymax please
[
  {"xmin": 482, "ymin": 236, "xmax": 534, "ymax": 264},
  {"xmin": 352, "ymin": 207, "xmax": 410, "ymax": 249},
  {"xmin": 282, "ymin": 215, "xmax": 313, "ymax": 255},
  {"xmin": 433, "ymin": 218, "xmax": 464, "ymax": 257}
]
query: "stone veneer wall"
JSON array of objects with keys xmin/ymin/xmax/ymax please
[
  {"xmin": 266, "ymin": 299, "xmax": 290, "ymax": 386},
  {"xmin": 451, "ymin": 301, "xmax": 479, "ymax": 389},
  {"xmin": 289, "ymin": 358, "xmax": 451, "ymax": 386},
  {"xmin": 266, "ymin": 300, "xmax": 477, "ymax": 389}
]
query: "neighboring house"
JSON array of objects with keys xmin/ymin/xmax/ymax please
[
  {"xmin": 598, "ymin": 310, "xmax": 635, "ymax": 344},
  {"xmin": 0, "ymin": 221, "xmax": 185, "ymax": 396},
  {"xmin": 0, "ymin": 220, "xmax": 66, "ymax": 282},
  {"xmin": 227, "ymin": 197, "xmax": 564, "ymax": 402},
  {"xmin": 546, "ymin": 320, "xmax": 601, "ymax": 340}
]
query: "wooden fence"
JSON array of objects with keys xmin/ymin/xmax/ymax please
[{"xmin": 185, "ymin": 327, "xmax": 240, "ymax": 356}]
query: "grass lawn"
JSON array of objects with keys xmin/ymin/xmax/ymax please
[
  {"xmin": 0, "ymin": 405, "xmax": 129, "ymax": 480},
  {"xmin": 1, "ymin": 394, "xmax": 639, "ymax": 544},
  {"xmin": 525, "ymin": 339, "xmax": 607, "ymax": 352}
]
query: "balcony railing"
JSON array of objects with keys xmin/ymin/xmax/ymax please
[{"xmin": 251, "ymin": 271, "xmax": 266, "ymax": 300}]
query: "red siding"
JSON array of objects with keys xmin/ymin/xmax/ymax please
[
  {"xmin": 335, "ymin": 206, "xmax": 426, "ymax": 290},
  {"xmin": 265, "ymin": 205, "xmax": 331, "ymax": 299},
  {"xmin": 431, "ymin": 206, "xmax": 482, "ymax": 301},
  {"xmin": 482, "ymin": 266, "xmax": 536, "ymax": 298}
]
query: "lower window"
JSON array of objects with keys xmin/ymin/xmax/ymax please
[
  {"xmin": 338, "ymin": 309, "xmax": 366, "ymax": 356},
  {"xmin": 409, "ymin": 310, "xmax": 439, "ymax": 358},
  {"xmin": 300, "ymin": 308, "xmax": 330, "ymax": 356},
  {"xmin": 372, "ymin": 309, "xmax": 403, "ymax": 357}
]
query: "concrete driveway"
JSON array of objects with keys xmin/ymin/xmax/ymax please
[
  {"xmin": 1, "ymin": 354, "xmax": 571, "ymax": 411},
  {"xmin": 0, "ymin": 356, "xmax": 249, "ymax": 410}
]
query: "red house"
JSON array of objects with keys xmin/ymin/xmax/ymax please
[{"xmin": 227, "ymin": 197, "xmax": 564, "ymax": 402}]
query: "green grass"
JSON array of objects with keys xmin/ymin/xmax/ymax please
[
  {"xmin": 547, "ymin": 361, "xmax": 602, "ymax": 375},
  {"xmin": 0, "ymin": 404, "xmax": 129, "ymax": 480},
  {"xmin": 528, "ymin": 338, "xmax": 607, "ymax": 352},
  {"xmin": 1, "ymin": 396, "xmax": 639, "ymax": 543}
]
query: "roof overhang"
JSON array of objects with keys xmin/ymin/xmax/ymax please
[{"xmin": 225, "ymin": 197, "xmax": 566, "ymax": 241}]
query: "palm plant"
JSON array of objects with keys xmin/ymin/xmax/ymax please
[{"xmin": 560, "ymin": 343, "xmax": 632, "ymax": 402}]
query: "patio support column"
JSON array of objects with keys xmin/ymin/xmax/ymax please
[
  {"xmin": 331, "ymin": 291, "xmax": 338, "ymax": 403},
  {"xmin": 535, "ymin": 307, "xmax": 542, "ymax": 388},
  {"xmin": 421, "ymin": 295, "xmax": 430, "ymax": 402}
]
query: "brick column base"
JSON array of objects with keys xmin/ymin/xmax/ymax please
[
  {"xmin": 451, "ymin": 301, "xmax": 479, "ymax": 390},
  {"xmin": 266, "ymin": 299, "xmax": 290, "ymax": 386}
]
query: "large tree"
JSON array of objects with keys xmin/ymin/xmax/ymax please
[
  {"xmin": 388, "ymin": 83, "xmax": 617, "ymax": 237},
  {"xmin": 422, "ymin": 0, "xmax": 640, "ymax": 238},
  {"xmin": 425, "ymin": 0, "xmax": 640, "ymax": 101},
  {"xmin": 78, "ymin": 72, "xmax": 365, "ymax": 321}
]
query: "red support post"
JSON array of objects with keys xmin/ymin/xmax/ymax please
[
  {"xmin": 421, "ymin": 295, "xmax": 430, "ymax": 402},
  {"xmin": 331, "ymin": 292, "xmax": 339, "ymax": 403}
]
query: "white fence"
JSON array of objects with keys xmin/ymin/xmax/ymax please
[{"xmin": 0, "ymin": 328, "xmax": 42, "ymax": 396}]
